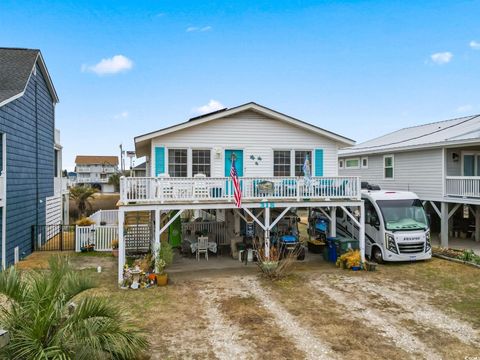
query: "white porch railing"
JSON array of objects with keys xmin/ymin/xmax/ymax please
[
  {"xmin": 120, "ymin": 176, "xmax": 360, "ymax": 204},
  {"xmin": 75, "ymin": 225, "xmax": 118, "ymax": 252},
  {"xmin": 445, "ymin": 176, "xmax": 480, "ymax": 198},
  {"xmin": 89, "ymin": 209, "xmax": 119, "ymax": 225}
]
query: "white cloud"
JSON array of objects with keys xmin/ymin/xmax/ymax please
[
  {"xmin": 457, "ymin": 104, "xmax": 473, "ymax": 113},
  {"xmin": 81, "ymin": 55, "xmax": 133, "ymax": 75},
  {"xmin": 430, "ymin": 51, "xmax": 453, "ymax": 65},
  {"xmin": 470, "ymin": 40, "xmax": 480, "ymax": 50},
  {"xmin": 193, "ymin": 100, "xmax": 224, "ymax": 115},
  {"xmin": 186, "ymin": 26, "xmax": 212, "ymax": 32},
  {"xmin": 114, "ymin": 111, "xmax": 129, "ymax": 119}
]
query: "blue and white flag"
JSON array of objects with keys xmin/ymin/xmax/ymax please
[{"xmin": 303, "ymin": 154, "xmax": 312, "ymax": 187}]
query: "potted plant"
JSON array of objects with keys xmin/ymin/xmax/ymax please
[
  {"xmin": 155, "ymin": 259, "xmax": 168, "ymax": 286},
  {"xmin": 111, "ymin": 239, "xmax": 119, "ymax": 257},
  {"xmin": 155, "ymin": 240, "xmax": 174, "ymax": 286}
]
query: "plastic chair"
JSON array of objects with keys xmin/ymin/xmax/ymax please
[{"xmin": 197, "ymin": 236, "xmax": 209, "ymax": 261}]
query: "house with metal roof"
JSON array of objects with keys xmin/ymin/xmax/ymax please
[
  {"xmin": 338, "ymin": 114, "xmax": 480, "ymax": 249},
  {"xmin": 116, "ymin": 102, "xmax": 365, "ymax": 283},
  {"xmin": 0, "ymin": 47, "xmax": 67, "ymax": 266}
]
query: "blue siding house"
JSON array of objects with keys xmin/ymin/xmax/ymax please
[{"xmin": 0, "ymin": 47, "xmax": 62, "ymax": 267}]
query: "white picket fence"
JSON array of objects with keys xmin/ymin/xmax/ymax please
[
  {"xmin": 75, "ymin": 225, "xmax": 118, "ymax": 252},
  {"xmin": 88, "ymin": 209, "xmax": 118, "ymax": 225}
]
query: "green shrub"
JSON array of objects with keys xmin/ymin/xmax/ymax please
[{"xmin": 159, "ymin": 240, "xmax": 174, "ymax": 267}]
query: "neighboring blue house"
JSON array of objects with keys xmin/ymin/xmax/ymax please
[{"xmin": 0, "ymin": 47, "xmax": 65, "ymax": 267}]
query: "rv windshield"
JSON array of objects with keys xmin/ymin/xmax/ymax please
[{"xmin": 376, "ymin": 199, "xmax": 428, "ymax": 231}]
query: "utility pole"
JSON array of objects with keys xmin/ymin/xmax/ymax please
[{"xmin": 119, "ymin": 144, "xmax": 124, "ymax": 173}]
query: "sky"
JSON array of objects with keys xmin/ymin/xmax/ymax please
[{"xmin": 1, "ymin": 0, "xmax": 480, "ymax": 170}]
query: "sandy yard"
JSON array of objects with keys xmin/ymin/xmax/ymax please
[{"xmin": 16, "ymin": 252, "xmax": 480, "ymax": 360}]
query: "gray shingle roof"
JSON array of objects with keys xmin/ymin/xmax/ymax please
[
  {"xmin": 340, "ymin": 114, "xmax": 480, "ymax": 156},
  {"xmin": 0, "ymin": 47, "xmax": 58, "ymax": 106}
]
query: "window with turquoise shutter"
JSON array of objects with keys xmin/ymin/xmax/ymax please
[
  {"xmin": 155, "ymin": 147, "xmax": 165, "ymax": 176},
  {"xmin": 314, "ymin": 149, "xmax": 324, "ymax": 176}
]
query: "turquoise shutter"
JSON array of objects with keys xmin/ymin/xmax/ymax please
[
  {"xmin": 314, "ymin": 149, "xmax": 324, "ymax": 176},
  {"xmin": 155, "ymin": 147, "xmax": 165, "ymax": 176}
]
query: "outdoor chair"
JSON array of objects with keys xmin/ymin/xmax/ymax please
[
  {"xmin": 197, "ymin": 236, "xmax": 209, "ymax": 261},
  {"xmin": 156, "ymin": 173, "xmax": 173, "ymax": 200},
  {"xmin": 193, "ymin": 173, "xmax": 209, "ymax": 199}
]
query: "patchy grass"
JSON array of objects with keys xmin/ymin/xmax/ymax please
[
  {"xmin": 377, "ymin": 258, "xmax": 480, "ymax": 328},
  {"xmin": 16, "ymin": 251, "xmax": 480, "ymax": 359},
  {"xmin": 220, "ymin": 295, "xmax": 304, "ymax": 359}
]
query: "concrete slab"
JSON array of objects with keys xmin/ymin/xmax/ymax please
[{"xmin": 431, "ymin": 234, "xmax": 480, "ymax": 255}]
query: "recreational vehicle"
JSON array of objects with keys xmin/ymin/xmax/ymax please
[{"xmin": 336, "ymin": 187, "xmax": 432, "ymax": 262}]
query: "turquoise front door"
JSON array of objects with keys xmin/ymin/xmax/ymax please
[
  {"xmin": 225, "ymin": 150, "xmax": 243, "ymax": 195},
  {"xmin": 224, "ymin": 150, "xmax": 243, "ymax": 176}
]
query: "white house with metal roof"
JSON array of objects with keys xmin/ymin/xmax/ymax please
[
  {"xmin": 338, "ymin": 114, "xmax": 480, "ymax": 249},
  {"xmin": 117, "ymin": 102, "xmax": 365, "ymax": 282}
]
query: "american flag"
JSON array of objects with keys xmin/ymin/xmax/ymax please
[{"xmin": 230, "ymin": 157, "xmax": 242, "ymax": 208}]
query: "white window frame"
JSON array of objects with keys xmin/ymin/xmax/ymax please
[
  {"xmin": 361, "ymin": 157, "xmax": 368, "ymax": 169},
  {"xmin": 273, "ymin": 150, "xmax": 292, "ymax": 177},
  {"xmin": 192, "ymin": 149, "xmax": 212, "ymax": 177},
  {"xmin": 339, "ymin": 159, "xmax": 344, "ymax": 169},
  {"xmin": 383, "ymin": 154, "xmax": 394, "ymax": 180},
  {"xmin": 345, "ymin": 158, "xmax": 360, "ymax": 169}
]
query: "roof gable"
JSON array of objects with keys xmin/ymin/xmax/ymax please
[
  {"xmin": 0, "ymin": 48, "xmax": 58, "ymax": 107},
  {"xmin": 135, "ymin": 102, "xmax": 354, "ymax": 152}
]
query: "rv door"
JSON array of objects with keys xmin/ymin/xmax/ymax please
[{"xmin": 365, "ymin": 199, "xmax": 381, "ymax": 257}]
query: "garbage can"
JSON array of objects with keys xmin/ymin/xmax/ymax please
[
  {"xmin": 326, "ymin": 237, "xmax": 338, "ymax": 263},
  {"xmin": 334, "ymin": 237, "xmax": 359, "ymax": 255}
]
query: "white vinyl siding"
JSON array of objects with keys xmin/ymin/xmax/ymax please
[
  {"xmin": 339, "ymin": 148, "xmax": 443, "ymax": 200},
  {"xmin": 151, "ymin": 110, "xmax": 340, "ymax": 177}
]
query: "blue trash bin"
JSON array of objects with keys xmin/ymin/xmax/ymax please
[{"xmin": 326, "ymin": 237, "xmax": 338, "ymax": 263}]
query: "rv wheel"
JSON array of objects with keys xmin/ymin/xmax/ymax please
[{"xmin": 371, "ymin": 247, "xmax": 384, "ymax": 264}]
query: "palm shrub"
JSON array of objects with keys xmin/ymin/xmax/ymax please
[
  {"xmin": 69, "ymin": 185, "xmax": 98, "ymax": 218},
  {"xmin": 0, "ymin": 256, "xmax": 147, "ymax": 359}
]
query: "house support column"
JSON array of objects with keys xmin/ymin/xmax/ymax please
[
  {"xmin": 154, "ymin": 209, "xmax": 160, "ymax": 271},
  {"xmin": 475, "ymin": 206, "xmax": 480, "ymax": 242},
  {"xmin": 264, "ymin": 207, "xmax": 270, "ymax": 259},
  {"xmin": 359, "ymin": 201, "xmax": 365, "ymax": 264},
  {"xmin": 330, "ymin": 206, "xmax": 337, "ymax": 238},
  {"xmin": 440, "ymin": 202, "xmax": 449, "ymax": 248},
  {"xmin": 117, "ymin": 209, "xmax": 125, "ymax": 284},
  {"xmin": 155, "ymin": 209, "xmax": 184, "ymax": 272}
]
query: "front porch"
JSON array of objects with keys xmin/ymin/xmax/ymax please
[
  {"xmin": 119, "ymin": 176, "xmax": 360, "ymax": 205},
  {"xmin": 116, "ymin": 198, "xmax": 365, "ymax": 284}
]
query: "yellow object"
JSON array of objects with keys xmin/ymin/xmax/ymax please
[{"xmin": 336, "ymin": 250, "xmax": 361, "ymax": 269}]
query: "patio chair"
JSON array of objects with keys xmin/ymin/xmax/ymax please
[
  {"xmin": 197, "ymin": 236, "xmax": 209, "ymax": 261},
  {"xmin": 156, "ymin": 173, "xmax": 173, "ymax": 200},
  {"xmin": 193, "ymin": 173, "xmax": 209, "ymax": 199}
]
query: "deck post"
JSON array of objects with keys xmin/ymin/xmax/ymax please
[
  {"xmin": 154, "ymin": 209, "xmax": 161, "ymax": 270},
  {"xmin": 118, "ymin": 209, "xmax": 125, "ymax": 284},
  {"xmin": 440, "ymin": 202, "xmax": 449, "ymax": 248},
  {"xmin": 475, "ymin": 206, "xmax": 480, "ymax": 242},
  {"xmin": 264, "ymin": 206, "xmax": 270, "ymax": 259},
  {"xmin": 329, "ymin": 206, "xmax": 337, "ymax": 237},
  {"xmin": 359, "ymin": 201, "xmax": 365, "ymax": 264}
]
